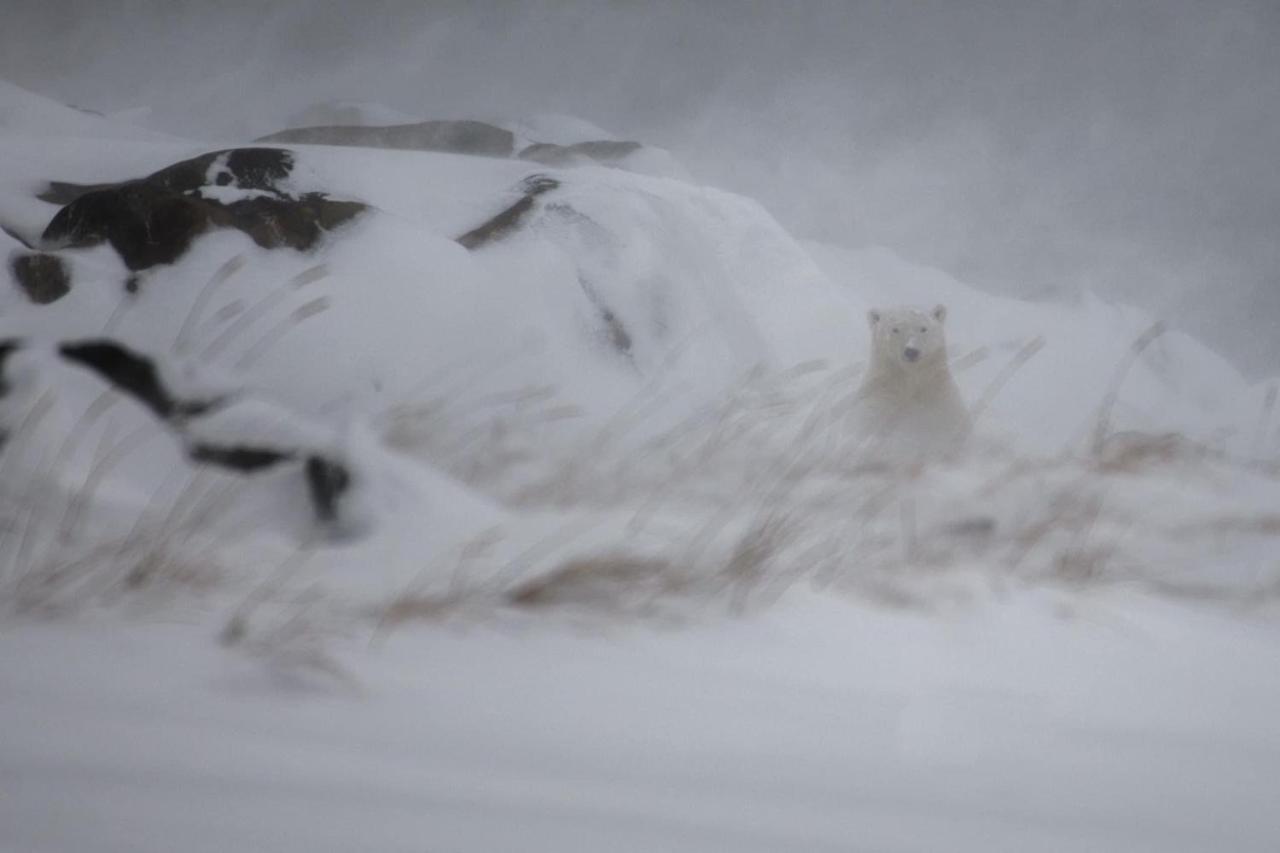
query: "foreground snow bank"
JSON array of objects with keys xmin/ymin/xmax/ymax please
[{"xmin": 4, "ymin": 591, "xmax": 1280, "ymax": 853}]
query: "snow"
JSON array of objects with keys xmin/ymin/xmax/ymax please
[
  {"xmin": 2, "ymin": 78, "xmax": 1279, "ymax": 852},
  {"xmin": 0, "ymin": 78, "xmax": 177, "ymax": 143},
  {"xmin": 4, "ymin": 594, "xmax": 1280, "ymax": 852}
]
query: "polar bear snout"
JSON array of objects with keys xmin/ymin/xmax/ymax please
[{"xmin": 902, "ymin": 346, "xmax": 921, "ymax": 362}]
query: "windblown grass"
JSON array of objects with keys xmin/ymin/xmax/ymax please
[
  {"xmin": 5, "ymin": 318, "xmax": 1279, "ymax": 648},
  {"xmin": 373, "ymin": 330, "xmax": 1280, "ymax": 625}
]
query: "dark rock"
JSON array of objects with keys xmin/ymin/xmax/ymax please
[
  {"xmin": 575, "ymin": 275, "xmax": 633, "ymax": 358},
  {"xmin": 456, "ymin": 174, "xmax": 559, "ymax": 250},
  {"xmin": 0, "ymin": 338, "xmax": 25, "ymax": 452},
  {"xmin": 0, "ymin": 338, "xmax": 23, "ymax": 399},
  {"xmin": 58, "ymin": 339, "xmax": 222, "ymax": 420},
  {"xmin": 304, "ymin": 455, "xmax": 351, "ymax": 523},
  {"xmin": 38, "ymin": 180, "xmax": 116, "ymax": 207},
  {"xmin": 40, "ymin": 148, "xmax": 296, "ymax": 207},
  {"xmin": 45, "ymin": 184, "xmax": 214, "ymax": 269},
  {"xmin": 573, "ymin": 140, "xmax": 644, "ymax": 161},
  {"xmin": 0, "ymin": 334, "xmax": 356, "ymax": 528},
  {"xmin": 515, "ymin": 143, "xmax": 566, "ymax": 164},
  {"xmin": 196, "ymin": 147, "xmax": 295, "ymax": 193},
  {"xmin": 41, "ymin": 148, "xmax": 366, "ymax": 272},
  {"xmin": 256, "ymin": 120, "xmax": 516, "ymax": 158},
  {"xmin": 456, "ymin": 195, "xmax": 536, "ymax": 251},
  {"xmin": 56, "ymin": 338, "xmax": 352, "ymax": 526},
  {"xmin": 224, "ymin": 193, "xmax": 367, "ymax": 252},
  {"xmin": 599, "ymin": 307, "xmax": 632, "ymax": 355},
  {"xmin": 189, "ymin": 443, "xmax": 294, "ymax": 471},
  {"xmin": 134, "ymin": 147, "xmax": 295, "ymax": 198},
  {"xmin": 10, "ymin": 252, "xmax": 71, "ymax": 304},
  {"xmin": 518, "ymin": 140, "xmax": 644, "ymax": 167}
]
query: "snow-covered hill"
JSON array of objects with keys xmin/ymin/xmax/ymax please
[{"xmin": 3, "ymin": 80, "xmax": 1279, "ymax": 852}]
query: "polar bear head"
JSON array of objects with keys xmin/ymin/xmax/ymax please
[{"xmin": 867, "ymin": 304, "xmax": 949, "ymax": 368}]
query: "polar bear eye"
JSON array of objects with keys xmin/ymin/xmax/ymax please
[
  {"xmin": 919, "ymin": 327, "xmax": 927, "ymax": 333},
  {"xmin": 891, "ymin": 327, "xmax": 900, "ymax": 334}
]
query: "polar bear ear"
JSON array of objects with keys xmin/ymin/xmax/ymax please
[
  {"xmin": 868, "ymin": 309, "xmax": 881, "ymax": 327},
  {"xmin": 932, "ymin": 304, "xmax": 947, "ymax": 323}
]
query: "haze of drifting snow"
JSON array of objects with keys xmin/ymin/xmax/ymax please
[{"xmin": 1, "ymin": 77, "xmax": 1279, "ymax": 852}]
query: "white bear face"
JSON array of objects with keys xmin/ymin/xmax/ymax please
[{"xmin": 867, "ymin": 304, "xmax": 948, "ymax": 367}]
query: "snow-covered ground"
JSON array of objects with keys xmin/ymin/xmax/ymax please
[
  {"xmin": 6, "ymin": 593, "xmax": 1280, "ymax": 853},
  {"xmin": 2, "ymin": 80, "xmax": 1279, "ymax": 852}
]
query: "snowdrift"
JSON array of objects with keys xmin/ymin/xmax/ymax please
[{"xmin": 2, "ymin": 78, "xmax": 1277, "ymax": 615}]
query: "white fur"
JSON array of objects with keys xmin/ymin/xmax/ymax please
[{"xmin": 850, "ymin": 304, "xmax": 970, "ymax": 461}]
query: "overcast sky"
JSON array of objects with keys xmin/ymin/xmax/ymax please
[{"xmin": 3, "ymin": 0, "xmax": 1277, "ymax": 375}]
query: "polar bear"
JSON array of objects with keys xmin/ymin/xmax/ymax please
[{"xmin": 850, "ymin": 304, "xmax": 971, "ymax": 461}]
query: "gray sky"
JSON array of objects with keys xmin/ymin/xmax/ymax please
[{"xmin": 3, "ymin": 0, "xmax": 1277, "ymax": 375}]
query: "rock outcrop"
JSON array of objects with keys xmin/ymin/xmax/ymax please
[
  {"xmin": 9, "ymin": 252, "xmax": 71, "ymax": 304},
  {"xmin": 256, "ymin": 120, "xmax": 517, "ymax": 158},
  {"xmin": 0, "ymin": 337, "xmax": 355, "ymax": 527},
  {"xmin": 41, "ymin": 148, "xmax": 367, "ymax": 272}
]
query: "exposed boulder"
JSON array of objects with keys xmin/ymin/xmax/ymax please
[
  {"xmin": 518, "ymin": 140, "xmax": 644, "ymax": 167},
  {"xmin": 39, "ymin": 180, "xmax": 116, "ymax": 207},
  {"xmin": 575, "ymin": 275, "xmax": 633, "ymax": 359},
  {"xmin": 45, "ymin": 184, "xmax": 213, "ymax": 270},
  {"xmin": 304, "ymin": 456, "xmax": 352, "ymax": 523},
  {"xmin": 456, "ymin": 174, "xmax": 560, "ymax": 250},
  {"xmin": 0, "ymin": 337, "xmax": 355, "ymax": 527},
  {"xmin": 41, "ymin": 148, "xmax": 366, "ymax": 272},
  {"xmin": 252, "ymin": 115, "xmax": 680, "ymax": 177},
  {"xmin": 0, "ymin": 338, "xmax": 20, "ymax": 451},
  {"xmin": 224, "ymin": 193, "xmax": 367, "ymax": 253},
  {"xmin": 0, "ymin": 338, "xmax": 21, "ymax": 399},
  {"xmin": 454, "ymin": 176, "xmax": 637, "ymax": 360},
  {"xmin": 256, "ymin": 120, "xmax": 516, "ymax": 158},
  {"xmin": 188, "ymin": 443, "xmax": 293, "ymax": 471},
  {"xmin": 10, "ymin": 252, "xmax": 71, "ymax": 304},
  {"xmin": 41, "ymin": 147, "xmax": 296, "ymax": 207},
  {"xmin": 285, "ymin": 99, "xmax": 418, "ymax": 129},
  {"xmin": 57, "ymin": 339, "xmax": 224, "ymax": 421}
]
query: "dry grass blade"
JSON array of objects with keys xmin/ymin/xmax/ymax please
[
  {"xmin": 56, "ymin": 424, "xmax": 159, "ymax": 541},
  {"xmin": 721, "ymin": 513, "xmax": 796, "ymax": 614},
  {"xmin": 505, "ymin": 554, "xmax": 675, "ymax": 609},
  {"xmin": 199, "ymin": 264, "xmax": 330, "ymax": 363},
  {"xmin": 1253, "ymin": 383, "xmax": 1277, "ymax": 459},
  {"xmin": 0, "ymin": 390, "xmax": 56, "ymax": 486},
  {"xmin": 951, "ymin": 345, "xmax": 990, "ymax": 372},
  {"xmin": 1090, "ymin": 321, "xmax": 1166, "ymax": 455},
  {"xmin": 969, "ymin": 336, "xmax": 1044, "ymax": 425},
  {"xmin": 234, "ymin": 295, "xmax": 331, "ymax": 370},
  {"xmin": 172, "ymin": 253, "xmax": 247, "ymax": 354}
]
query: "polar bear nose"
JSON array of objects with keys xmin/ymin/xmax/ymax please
[{"xmin": 903, "ymin": 346, "xmax": 921, "ymax": 362}]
